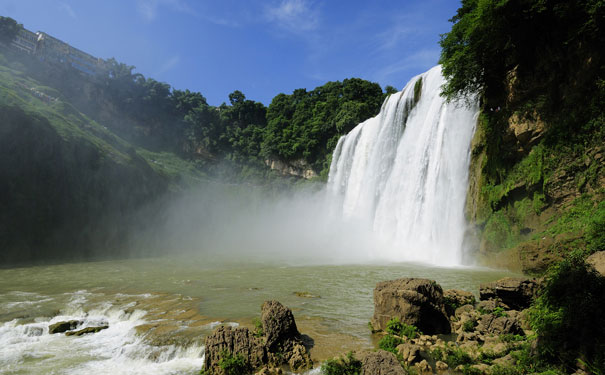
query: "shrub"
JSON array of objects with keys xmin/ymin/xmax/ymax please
[
  {"xmin": 385, "ymin": 317, "xmax": 420, "ymax": 339},
  {"xmin": 252, "ymin": 318, "xmax": 263, "ymax": 338},
  {"xmin": 218, "ymin": 351, "xmax": 249, "ymax": 375},
  {"xmin": 492, "ymin": 307, "xmax": 507, "ymax": 318},
  {"xmin": 321, "ymin": 352, "xmax": 362, "ymax": 375},
  {"xmin": 529, "ymin": 252, "xmax": 605, "ymax": 371},
  {"xmin": 462, "ymin": 319, "xmax": 478, "ymax": 333},
  {"xmin": 378, "ymin": 334, "xmax": 404, "ymax": 354}
]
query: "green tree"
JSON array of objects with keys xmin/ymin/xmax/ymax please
[{"xmin": 0, "ymin": 16, "xmax": 21, "ymax": 45}]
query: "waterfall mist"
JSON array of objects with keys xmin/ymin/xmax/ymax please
[{"xmin": 129, "ymin": 66, "xmax": 479, "ymax": 267}]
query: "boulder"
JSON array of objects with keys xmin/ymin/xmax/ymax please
[
  {"xmin": 359, "ymin": 350, "xmax": 407, "ymax": 375},
  {"xmin": 371, "ymin": 278, "xmax": 450, "ymax": 334},
  {"xmin": 415, "ymin": 359, "xmax": 432, "ymax": 373},
  {"xmin": 396, "ymin": 342, "xmax": 421, "ymax": 364},
  {"xmin": 65, "ymin": 325, "xmax": 108, "ymax": 336},
  {"xmin": 479, "ymin": 277, "xmax": 538, "ymax": 310},
  {"xmin": 476, "ymin": 314, "xmax": 524, "ymax": 336},
  {"xmin": 435, "ymin": 360, "xmax": 448, "ymax": 371},
  {"xmin": 204, "ymin": 301, "xmax": 312, "ymax": 375},
  {"xmin": 587, "ymin": 251, "xmax": 605, "ymax": 277},
  {"xmin": 203, "ymin": 326, "xmax": 266, "ymax": 374},
  {"xmin": 49, "ymin": 320, "xmax": 82, "ymax": 334},
  {"xmin": 261, "ymin": 300, "xmax": 299, "ymax": 350},
  {"xmin": 443, "ymin": 289, "xmax": 475, "ymax": 316}
]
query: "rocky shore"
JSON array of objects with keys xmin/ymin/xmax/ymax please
[{"xmin": 200, "ymin": 250, "xmax": 605, "ymax": 374}]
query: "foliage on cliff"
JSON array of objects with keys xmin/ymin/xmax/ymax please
[{"xmin": 440, "ymin": 0, "xmax": 605, "ymax": 269}]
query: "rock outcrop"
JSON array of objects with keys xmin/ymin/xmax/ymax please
[
  {"xmin": 358, "ymin": 350, "xmax": 407, "ymax": 375},
  {"xmin": 65, "ymin": 325, "xmax": 109, "ymax": 336},
  {"xmin": 476, "ymin": 314, "xmax": 524, "ymax": 336},
  {"xmin": 443, "ymin": 289, "xmax": 476, "ymax": 316},
  {"xmin": 49, "ymin": 320, "xmax": 82, "ymax": 334},
  {"xmin": 203, "ymin": 301, "xmax": 312, "ymax": 375},
  {"xmin": 587, "ymin": 251, "xmax": 605, "ymax": 277},
  {"xmin": 203, "ymin": 326, "xmax": 266, "ymax": 374},
  {"xmin": 479, "ymin": 277, "xmax": 538, "ymax": 310},
  {"xmin": 371, "ymin": 278, "xmax": 450, "ymax": 334}
]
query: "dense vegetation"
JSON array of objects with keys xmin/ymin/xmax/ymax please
[
  {"xmin": 438, "ymin": 1, "xmax": 605, "ymax": 373},
  {"xmin": 1, "ymin": 18, "xmax": 390, "ymax": 181},
  {"xmin": 440, "ymin": 0, "xmax": 605, "ymax": 269}
]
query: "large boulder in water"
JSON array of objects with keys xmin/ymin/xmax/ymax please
[
  {"xmin": 479, "ymin": 277, "xmax": 538, "ymax": 310},
  {"xmin": 371, "ymin": 278, "xmax": 450, "ymax": 335},
  {"xmin": 203, "ymin": 301, "xmax": 312, "ymax": 375},
  {"xmin": 203, "ymin": 326, "xmax": 266, "ymax": 374},
  {"xmin": 261, "ymin": 300, "xmax": 299, "ymax": 350},
  {"xmin": 49, "ymin": 320, "xmax": 82, "ymax": 334}
]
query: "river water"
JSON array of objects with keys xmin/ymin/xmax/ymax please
[{"xmin": 0, "ymin": 256, "xmax": 515, "ymax": 374}]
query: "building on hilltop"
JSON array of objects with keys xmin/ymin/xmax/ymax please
[
  {"xmin": 11, "ymin": 28, "xmax": 38, "ymax": 54},
  {"xmin": 35, "ymin": 32, "xmax": 109, "ymax": 77},
  {"xmin": 4, "ymin": 24, "xmax": 109, "ymax": 77}
]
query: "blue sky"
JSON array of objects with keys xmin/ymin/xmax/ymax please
[{"xmin": 1, "ymin": 0, "xmax": 461, "ymax": 105}]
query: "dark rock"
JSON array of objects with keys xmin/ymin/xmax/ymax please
[
  {"xmin": 359, "ymin": 350, "xmax": 407, "ymax": 375},
  {"xmin": 477, "ymin": 314, "xmax": 524, "ymax": 336},
  {"xmin": 49, "ymin": 320, "xmax": 82, "ymax": 334},
  {"xmin": 203, "ymin": 326, "xmax": 266, "ymax": 374},
  {"xmin": 371, "ymin": 278, "xmax": 450, "ymax": 335},
  {"xmin": 261, "ymin": 300, "xmax": 300, "ymax": 350},
  {"xmin": 443, "ymin": 289, "xmax": 475, "ymax": 316},
  {"xmin": 479, "ymin": 277, "xmax": 538, "ymax": 310},
  {"xmin": 65, "ymin": 325, "xmax": 108, "ymax": 336},
  {"xmin": 454, "ymin": 304, "xmax": 476, "ymax": 319}
]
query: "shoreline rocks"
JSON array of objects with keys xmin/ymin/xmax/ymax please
[
  {"xmin": 371, "ymin": 278, "xmax": 450, "ymax": 335},
  {"xmin": 203, "ymin": 300, "xmax": 312, "ymax": 375}
]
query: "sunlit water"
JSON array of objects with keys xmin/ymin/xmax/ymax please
[
  {"xmin": 327, "ymin": 66, "xmax": 479, "ymax": 266},
  {"xmin": 0, "ymin": 256, "xmax": 516, "ymax": 374}
]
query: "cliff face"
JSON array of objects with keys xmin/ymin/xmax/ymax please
[
  {"xmin": 0, "ymin": 105, "xmax": 169, "ymax": 264},
  {"xmin": 465, "ymin": 75, "xmax": 605, "ymax": 274}
]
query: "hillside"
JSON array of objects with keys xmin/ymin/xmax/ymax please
[{"xmin": 439, "ymin": 0, "xmax": 605, "ymax": 273}]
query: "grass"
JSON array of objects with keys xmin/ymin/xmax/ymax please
[
  {"xmin": 321, "ymin": 352, "xmax": 362, "ymax": 375},
  {"xmin": 0, "ymin": 57, "xmax": 206, "ymax": 189}
]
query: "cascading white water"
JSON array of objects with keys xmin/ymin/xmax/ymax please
[{"xmin": 327, "ymin": 65, "xmax": 479, "ymax": 266}]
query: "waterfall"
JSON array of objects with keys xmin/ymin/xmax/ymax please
[{"xmin": 326, "ymin": 65, "xmax": 479, "ymax": 266}]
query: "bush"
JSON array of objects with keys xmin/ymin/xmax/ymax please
[
  {"xmin": 252, "ymin": 318, "xmax": 263, "ymax": 338},
  {"xmin": 462, "ymin": 319, "xmax": 478, "ymax": 332},
  {"xmin": 321, "ymin": 352, "xmax": 362, "ymax": 375},
  {"xmin": 385, "ymin": 318, "xmax": 421, "ymax": 339},
  {"xmin": 529, "ymin": 252, "xmax": 605, "ymax": 371},
  {"xmin": 378, "ymin": 334, "xmax": 404, "ymax": 354},
  {"xmin": 218, "ymin": 351, "xmax": 249, "ymax": 375}
]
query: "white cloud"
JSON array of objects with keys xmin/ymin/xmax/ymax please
[
  {"xmin": 265, "ymin": 0, "xmax": 320, "ymax": 35},
  {"xmin": 59, "ymin": 2, "xmax": 77, "ymax": 19}
]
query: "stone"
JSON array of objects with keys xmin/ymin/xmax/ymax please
[
  {"xmin": 396, "ymin": 342, "xmax": 421, "ymax": 364},
  {"xmin": 477, "ymin": 314, "xmax": 524, "ymax": 336},
  {"xmin": 358, "ymin": 350, "xmax": 407, "ymax": 375},
  {"xmin": 204, "ymin": 301, "xmax": 312, "ymax": 374},
  {"xmin": 454, "ymin": 304, "xmax": 476, "ymax": 319},
  {"xmin": 415, "ymin": 359, "xmax": 432, "ymax": 373},
  {"xmin": 471, "ymin": 363, "xmax": 490, "ymax": 374},
  {"xmin": 443, "ymin": 289, "xmax": 476, "ymax": 316},
  {"xmin": 203, "ymin": 326, "xmax": 266, "ymax": 374},
  {"xmin": 65, "ymin": 325, "xmax": 108, "ymax": 336},
  {"xmin": 49, "ymin": 320, "xmax": 82, "ymax": 334},
  {"xmin": 587, "ymin": 251, "xmax": 605, "ymax": 277},
  {"xmin": 492, "ymin": 353, "xmax": 516, "ymax": 367},
  {"xmin": 435, "ymin": 360, "xmax": 448, "ymax": 371},
  {"xmin": 256, "ymin": 367, "xmax": 283, "ymax": 375},
  {"xmin": 479, "ymin": 277, "xmax": 538, "ymax": 310},
  {"xmin": 261, "ymin": 300, "xmax": 300, "ymax": 350},
  {"xmin": 371, "ymin": 278, "xmax": 450, "ymax": 335}
]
